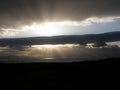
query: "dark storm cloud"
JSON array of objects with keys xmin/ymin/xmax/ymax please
[
  {"xmin": 0, "ymin": 0, "xmax": 120, "ymax": 28},
  {"xmin": 0, "ymin": 31, "xmax": 120, "ymax": 47}
]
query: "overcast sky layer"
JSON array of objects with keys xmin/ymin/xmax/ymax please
[{"xmin": 0, "ymin": 0, "xmax": 120, "ymax": 37}]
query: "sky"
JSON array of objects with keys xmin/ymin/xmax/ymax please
[
  {"xmin": 0, "ymin": 0, "xmax": 120, "ymax": 38},
  {"xmin": 0, "ymin": 0, "xmax": 120, "ymax": 62}
]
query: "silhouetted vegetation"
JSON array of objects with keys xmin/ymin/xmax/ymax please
[{"xmin": 0, "ymin": 57, "xmax": 120, "ymax": 88}]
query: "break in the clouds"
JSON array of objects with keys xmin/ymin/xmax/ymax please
[
  {"xmin": 0, "ymin": 43, "xmax": 120, "ymax": 63},
  {"xmin": 0, "ymin": 0, "xmax": 120, "ymax": 28}
]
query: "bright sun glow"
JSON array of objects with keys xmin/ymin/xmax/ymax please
[
  {"xmin": 22, "ymin": 22, "xmax": 60, "ymax": 36},
  {"xmin": 39, "ymin": 23, "xmax": 58, "ymax": 36},
  {"xmin": 2, "ymin": 21, "xmax": 82, "ymax": 37}
]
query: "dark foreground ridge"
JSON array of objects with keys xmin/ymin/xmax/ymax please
[{"xmin": 0, "ymin": 58, "xmax": 120, "ymax": 88}]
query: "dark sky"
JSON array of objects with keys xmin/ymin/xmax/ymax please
[{"xmin": 0, "ymin": 0, "xmax": 120, "ymax": 28}]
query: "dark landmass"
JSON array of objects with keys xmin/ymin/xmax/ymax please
[
  {"xmin": 0, "ymin": 31, "xmax": 120, "ymax": 47},
  {"xmin": 0, "ymin": 56, "xmax": 102, "ymax": 63},
  {"xmin": 0, "ymin": 57, "xmax": 120, "ymax": 88}
]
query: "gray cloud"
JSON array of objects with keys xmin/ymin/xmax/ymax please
[
  {"xmin": 0, "ymin": 44, "xmax": 120, "ymax": 63},
  {"xmin": 0, "ymin": 31, "xmax": 120, "ymax": 62},
  {"xmin": 0, "ymin": 31, "xmax": 120, "ymax": 47},
  {"xmin": 0, "ymin": 0, "xmax": 120, "ymax": 28}
]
